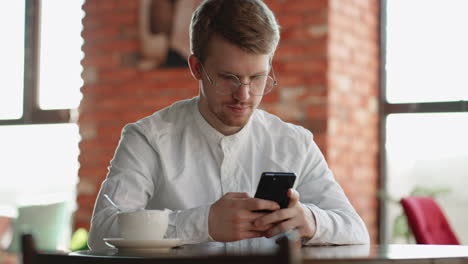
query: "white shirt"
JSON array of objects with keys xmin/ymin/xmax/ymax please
[{"xmin": 88, "ymin": 97, "xmax": 369, "ymax": 250}]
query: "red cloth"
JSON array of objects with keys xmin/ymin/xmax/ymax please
[{"xmin": 401, "ymin": 196, "xmax": 460, "ymax": 245}]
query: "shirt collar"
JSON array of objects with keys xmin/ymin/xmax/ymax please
[{"xmin": 192, "ymin": 96, "xmax": 253, "ymax": 145}]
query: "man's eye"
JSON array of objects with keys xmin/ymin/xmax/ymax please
[{"xmin": 221, "ymin": 75, "xmax": 239, "ymax": 83}]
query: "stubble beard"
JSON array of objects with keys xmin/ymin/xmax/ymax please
[{"xmin": 214, "ymin": 103, "xmax": 254, "ymax": 128}]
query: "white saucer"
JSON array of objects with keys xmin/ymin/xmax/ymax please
[{"xmin": 104, "ymin": 238, "xmax": 182, "ymax": 249}]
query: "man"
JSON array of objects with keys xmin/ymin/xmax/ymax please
[{"xmin": 88, "ymin": 0, "xmax": 369, "ymax": 250}]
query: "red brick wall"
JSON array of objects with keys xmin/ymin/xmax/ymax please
[
  {"xmin": 327, "ymin": 0, "xmax": 380, "ymax": 242},
  {"xmin": 77, "ymin": 0, "xmax": 380, "ymax": 242}
]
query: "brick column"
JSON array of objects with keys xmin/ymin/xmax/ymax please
[{"xmin": 327, "ymin": 0, "xmax": 380, "ymax": 242}]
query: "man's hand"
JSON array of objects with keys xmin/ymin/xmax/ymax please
[
  {"xmin": 208, "ymin": 192, "xmax": 280, "ymax": 242},
  {"xmin": 254, "ymin": 189, "xmax": 317, "ymax": 240}
]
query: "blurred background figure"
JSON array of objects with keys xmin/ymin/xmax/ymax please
[{"xmin": 139, "ymin": 0, "xmax": 203, "ymax": 69}]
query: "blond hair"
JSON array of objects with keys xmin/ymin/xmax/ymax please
[{"xmin": 190, "ymin": 0, "xmax": 280, "ymax": 62}]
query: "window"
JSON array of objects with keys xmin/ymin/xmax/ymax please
[
  {"xmin": 381, "ymin": 0, "xmax": 468, "ymax": 244},
  {"xmin": 0, "ymin": 0, "xmax": 84, "ymax": 250},
  {"xmin": 0, "ymin": 0, "xmax": 25, "ymax": 120}
]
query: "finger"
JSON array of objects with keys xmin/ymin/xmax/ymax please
[
  {"xmin": 237, "ymin": 221, "xmax": 274, "ymax": 232},
  {"xmin": 243, "ymin": 221, "xmax": 275, "ymax": 232},
  {"xmin": 265, "ymin": 218, "xmax": 299, "ymax": 238},
  {"xmin": 243, "ymin": 198, "xmax": 280, "ymax": 212},
  {"xmin": 227, "ymin": 210, "xmax": 270, "ymax": 228},
  {"xmin": 254, "ymin": 207, "xmax": 295, "ymax": 227},
  {"xmin": 288, "ymin": 189, "xmax": 300, "ymax": 207},
  {"xmin": 251, "ymin": 223, "xmax": 274, "ymax": 232},
  {"xmin": 242, "ymin": 211, "xmax": 270, "ymax": 222},
  {"xmin": 226, "ymin": 192, "xmax": 251, "ymax": 199},
  {"xmin": 240, "ymin": 231, "xmax": 264, "ymax": 240}
]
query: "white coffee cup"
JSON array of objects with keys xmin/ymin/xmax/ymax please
[{"xmin": 117, "ymin": 209, "xmax": 169, "ymax": 240}]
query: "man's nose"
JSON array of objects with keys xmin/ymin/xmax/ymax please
[{"xmin": 232, "ymin": 83, "xmax": 251, "ymax": 101}]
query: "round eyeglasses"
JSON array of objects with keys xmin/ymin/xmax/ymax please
[{"xmin": 199, "ymin": 63, "xmax": 277, "ymax": 96}]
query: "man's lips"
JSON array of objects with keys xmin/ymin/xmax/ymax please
[{"xmin": 227, "ymin": 105, "xmax": 249, "ymax": 113}]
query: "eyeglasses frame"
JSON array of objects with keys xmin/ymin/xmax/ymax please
[{"xmin": 198, "ymin": 59, "xmax": 278, "ymax": 96}]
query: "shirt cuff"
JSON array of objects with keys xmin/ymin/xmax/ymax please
[{"xmin": 167, "ymin": 204, "xmax": 212, "ymax": 243}]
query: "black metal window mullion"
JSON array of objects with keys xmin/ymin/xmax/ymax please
[
  {"xmin": 0, "ymin": 0, "xmax": 70, "ymax": 126},
  {"xmin": 377, "ymin": 0, "xmax": 388, "ymax": 245},
  {"xmin": 384, "ymin": 101, "xmax": 468, "ymax": 114},
  {"xmin": 23, "ymin": 0, "xmax": 39, "ymax": 124}
]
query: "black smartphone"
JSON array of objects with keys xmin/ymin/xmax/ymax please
[{"xmin": 254, "ymin": 172, "xmax": 296, "ymax": 212}]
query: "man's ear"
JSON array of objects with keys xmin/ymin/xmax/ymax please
[{"xmin": 188, "ymin": 55, "xmax": 202, "ymax": 80}]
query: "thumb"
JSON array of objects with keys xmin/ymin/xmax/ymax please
[
  {"xmin": 226, "ymin": 192, "xmax": 251, "ymax": 199},
  {"xmin": 288, "ymin": 189, "xmax": 299, "ymax": 207}
]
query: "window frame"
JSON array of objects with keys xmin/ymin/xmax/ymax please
[
  {"xmin": 0, "ymin": 0, "xmax": 70, "ymax": 126},
  {"xmin": 379, "ymin": 0, "xmax": 468, "ymax": 243}
]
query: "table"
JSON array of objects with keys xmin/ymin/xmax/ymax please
[{"xmin": 71, "ymin": 243, "xmax": 468, "ymax": 264}]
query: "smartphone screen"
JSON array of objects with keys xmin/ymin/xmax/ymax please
[{"xmin": 254, "ymin": 172, "xmax": 296, "ymax": 211}]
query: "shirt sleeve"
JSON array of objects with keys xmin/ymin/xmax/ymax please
[
  {"xmin": 87, "ymin": 123, "xmax": 212, "ymax": 250},
  {"xmin": 165, "ymin": 205, "xmax": 214, "ymax": 243},
  {"xmin": 296, "ymin": 129, "xmax": 370, "ymax": 245}
]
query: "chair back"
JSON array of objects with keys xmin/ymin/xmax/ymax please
[
  {"xmin": 21, "ymin": 233, "xmax": 301, "ymax": 264},
  {"xmin": 401, "ymin": 196, "xmax": 460, "ymax": 245}
]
